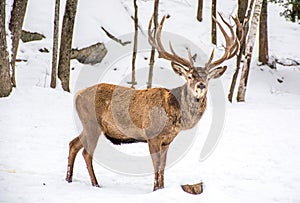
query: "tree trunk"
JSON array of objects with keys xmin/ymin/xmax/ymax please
[
  {"xmin": 0, "ymin": 0, "xmax": 12, "ymax": 97},
  {"xmin": 238, "ymin": 0, "xmax": 249, "ymax": 24},
  {"xmin": 211, "ymin": 0, "xmax": 217, "ymax": 45},
  {"xmin": 147, "ymin": 0, "xmax": 159, "ymax": 89},
  {"xmin": 131, "ymin": 0, "xmax": 138, "ymax": 88},
  {"xmin": 50, "ymin": 0, "xmax": 60, "ymax": 88},
  {"xmin": 58, "ymin": 0, "xmax": 78, "ymax": 92},
  {"xmin": 9, "ymin": 0, "xmax": 28, "ymax": 87},
  {"xmin": 237, "ymin": 0, "xmax": 263, "ymax": 102},
  {"xmin": 258, "ymin": 0, "xmax": 268, "ymax": 64},
  {"xmin": 197, "ymin": 0, "xmax": 203, "ymax": 22}
]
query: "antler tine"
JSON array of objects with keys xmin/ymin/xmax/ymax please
[
  {"xmin": 231, "ymin": 15, "xmax": 245, "ymax": 55},
  {"xmin": 148, "ymin": 16, "xmax": 164, "ymax": 54},
  {"xmin": 213, "ymin": 13, "xmax": 232, "ymax": 46},
  {"xmin": 148, "ymin": 15, "xmax": 193, "ymax": 69},
  {"xmin": 233, "ymin": 15, "xmax": 245, "ymax": 42},
  {"xmin": 226, "ymin": 17, "xmax": 242, "ymax": 59},
  {"xmin": 218, "ymin": 13, "xmax": 235, "ymax": 40},
  {"xmin": 148, "ymin": 15, "xmax": 156, "ymax": 47},
  {"xmin": 187, "ymin": 48, "xmax": 194, "ymax": 67},
  {"xmin": 206, "ymin": 13, "xmax": 244, "ymax": 71},
  {"xmin": 205, "ymin": 48, "xmax": 215, "ymax": 67},
  {"xmin": 218, "ymin": 13, "xmax": 238, "ymax": 54},
  {"xmin": 168, "ymin": 42, "xmax": 192, "ymax": 69},
  {"xmin": 155, "ymin": 16, "xmax": 167, "ymax": 54},
  {"xmin": 226, "ymin": 15, "xmax": 245, "ymax": 59}
]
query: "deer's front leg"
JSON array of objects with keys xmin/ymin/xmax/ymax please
[
  {"xmin": 148, "ymin": 139, "xmax": 161, "ymax": 191},
  {"xmin": 157, "ymin": 144, "xmax": 169, "ymax": 189},
  {"xmin": 148, "ymin": 138, "xmax": 171, "ymax": 191}
]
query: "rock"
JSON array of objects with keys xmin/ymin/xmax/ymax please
[
  {"xmin": 21, "ymin": 30, "xmax": 45, "ymax": 43},
  {"xmin": 181, "ymin": 182, "xmax": 203, "ymax": 195},
  {"xmin": 39, "ymin": 48, "xmax": 49, "ymax": 53},
  {"xmin": 71, "ymin": 42, "xmax": 107, "ymax": 65}
]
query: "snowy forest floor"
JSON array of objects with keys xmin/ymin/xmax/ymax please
[{"xmin": 1, "ymin": 0, "xmax": 300, "ymax": 202}]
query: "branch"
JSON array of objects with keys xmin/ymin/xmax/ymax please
[
  {"xmin": 130, "ymin": 16, "xmax": 146, "ymax": 35},
  {"xmin": 101, "ymin": 26, "xmax": 131, "ymax": 46},
  {"xmin": 120, "ymin": 0, "xmax": 145, "ymax": 36},
  {"xmin": 264, "ymin": 56, "xmax": 300, "ymax": 69},
  {"xmin": 275, "ymin": 57, "xmax": 300, "ymax": 66}
]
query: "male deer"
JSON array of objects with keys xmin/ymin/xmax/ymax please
[{"xmin": 66, "ymin": 13, "xmax": 243, "ymax": 191}]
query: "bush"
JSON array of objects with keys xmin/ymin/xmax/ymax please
[{"xmin": 270, "ymin": 0, "xmax": 300, "ymax": 23}]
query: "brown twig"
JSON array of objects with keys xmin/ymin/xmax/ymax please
[{"xmin": 101, "ymin": 26, "xmax": 131, "ymax": 46}]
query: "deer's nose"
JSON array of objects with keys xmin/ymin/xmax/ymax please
[{"xmin": 197, "ymin": 83, "xmax": 206, "ymax": 90}]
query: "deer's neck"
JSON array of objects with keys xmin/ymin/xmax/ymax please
[{"xmin": 171, "ymin": 83, "xmax": 207, "ymax": 130}]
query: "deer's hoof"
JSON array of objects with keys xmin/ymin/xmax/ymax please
[
  {"xmin": 65, "ymin": 178, "xmax": 72, "ymax": 183},
  {"xmin": 92, "ymin": 183, "xmax": 101, "ymax": 188},
  {"xmin": 153, "ymin": 186, "xmax": 164, "ymax": 191}
]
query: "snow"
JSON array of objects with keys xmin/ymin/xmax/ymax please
[{"xmin": 1, "ymin": 0, "xmax": 300, "ymax": 202}]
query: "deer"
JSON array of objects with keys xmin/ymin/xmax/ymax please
[{"xmin": 65, "ymin": 13, "xmax": 244, "ymax": 191}]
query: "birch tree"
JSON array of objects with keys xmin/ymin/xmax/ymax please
[{"xmin": 237, "ymin": 0, "xmax": 263, "ymax": 102}]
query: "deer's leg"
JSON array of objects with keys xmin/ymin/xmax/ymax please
[
  {"xmin": 82, "ymin": 125, "xmax": 101, "ymax": 187},
  {"xmin": 148, "ymin": 139, "xmax": 162, "ymax": 191},
  {"xmin": 66, "ymin": 135, "xmax": 83, "ymax": 183},
  {"xmin": 82, "ymin": 147, "xmax": 99, "ymax": 187},
  {"xmin": 157, "ymin": 144, "xmax": 169, "ymax": 189}
]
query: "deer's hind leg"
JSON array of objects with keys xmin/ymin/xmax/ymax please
[
  {"xmin": 81, "ymin": 123, "xmax": 102, "ymax": 187},
  {"xmin": 73, "ymin": 88, "xmax": 102, "ymax": 186},
  {"xmin": 66, "ymin": 134, "xmax": 83, "ymax": 183}
]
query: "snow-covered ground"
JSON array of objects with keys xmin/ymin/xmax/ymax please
[{"xmin": 1, "ymin": 0, "xmax": 300, "ymax": 202}]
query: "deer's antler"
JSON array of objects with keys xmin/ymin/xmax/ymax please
[
  {"xmin": 148, "ymin": 13, "xmax": 244, "ymax": 72},
  {"xmin": 206, "ymin": 12, "xmax": 244, "ymax": 71},
  {"xmin": 148, "ymin": 16, "xmax": 194, "ymax": 70}
]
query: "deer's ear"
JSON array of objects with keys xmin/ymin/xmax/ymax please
[
  {"xmin": 208, "ymin": 66, "xmax": 227, "ymax": 80},
  {"xmin": 171, "ymin": 62, "xmax": 188, "ymax": 77}
]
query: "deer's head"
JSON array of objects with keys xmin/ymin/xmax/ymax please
[{"xmin": 148, "ymin": 13, "xmax": 244, "ymax": 101}]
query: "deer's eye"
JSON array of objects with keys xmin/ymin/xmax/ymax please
[{"xmin": 187, "ymin": 76, "xmax": 192, "ymax": 80}]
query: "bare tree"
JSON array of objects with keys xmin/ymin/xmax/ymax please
[
  {"xmin": 211, "ymin": 0, "xmax": 217, "ymax": 45},
  {"xmin": 9, "ymin": 0, "xmax": 28, "ymax": 87},
  {"xmin": 258, "ymin": 0, "xmax": 268, "ymax": 65},
  {"xmin": 237, "ymin": 0, "xmax": 263, "ymax": 102},
  {"xmin": 50, "ymin": 0, "xmax": 60, "ymax": 88},
  {"xmin": 0, "ymin": 0, "xmax": 12, "ymax": 97},
  {"xmin": 58, "ymin": 0, "xmax": 78, "ymax": 92},
  {"xmin": 147, "ymin": 0, "xmax": 159, "ymax": 88},
  {"xmin": 197, "ymin": 0, "xmax": 203, "ymax": 22},
  {"xmin": 131, "ymin": 0, "xmax": 138, "ymax": 88}
]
